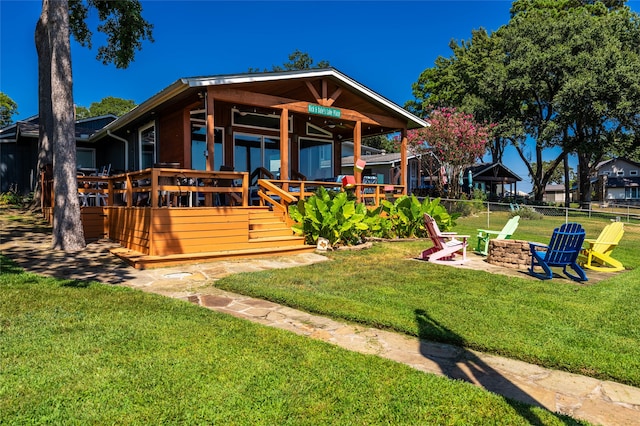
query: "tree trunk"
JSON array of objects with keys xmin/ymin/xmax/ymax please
[
  {"xmin": 577, "ymin": 152, "xmax": 592, "ymax": 209},
  {"xmin": 563, "ymin": 152, "xmax": 571, "ymax": 207},
  {"xmin": 34, "ymin": 0, "xmax": 53, "ymax": 212},
  {"xmin": 49, "ymin": 0, "xmax": 85, "ymax": 250}
]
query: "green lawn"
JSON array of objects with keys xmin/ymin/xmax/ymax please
[
  {"xmin": 213, "ymin": 212, "xmax": 640, "ymax": 388},
  {"xmin": 0, "ymin": 256, "xmax": 582, "ymax": 425}
]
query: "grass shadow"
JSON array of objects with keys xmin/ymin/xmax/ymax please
[{"xmin": 415, "ymin": 309, "xmax": 584, "ymax": 425}]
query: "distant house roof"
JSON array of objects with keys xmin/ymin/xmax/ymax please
[
  {"xmin": 0, "ymin": 114, "xmax": 117, "ymax": 143},
  {"xmin": 595, "ymin": 157, "xmax": 640, "ymax": 170},
  {"xmin": 342, "ymin": 152, "xmax": 417, "ymax": 167},
  {"xmin": 465, "ymin": 162, "xmax": 522, "ymax": 183},
  {"xmin": 93, "ymin": 68, "xmax": 429, "ymax": 141},
  {"xmin": 544, "ymin": 184, "xmax": 566, "ymax": 192}
]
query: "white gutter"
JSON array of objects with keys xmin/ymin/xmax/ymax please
[{"xmin": 107, "ymin": 130, "xmax": 129, "ymax": 171}]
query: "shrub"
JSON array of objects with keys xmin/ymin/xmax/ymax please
[
  {"xmin": 0, "ymin": 191, "xmax": 22, "ymax": 206},
  {"xmin": 512, "ymin": 205, "xmax": 543, "ymax": 220},
  {"xmin": 289, "ymin": 189, "xmax": 458, "ymax": 247}
]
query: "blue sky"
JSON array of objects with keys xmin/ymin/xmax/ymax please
[{"xmin": 2, "ymin": 0, "xmax": 637, "ymax": 192}]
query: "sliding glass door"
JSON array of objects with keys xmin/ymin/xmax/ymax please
[{"xmin": 234, "ymin": 133, "xmax": 280, "ymax": 177}]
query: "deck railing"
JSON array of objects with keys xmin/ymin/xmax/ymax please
[
  {"xmin": 42, "ymin": 168, "xmax": 405, "ymax": 211},
  {"xmin": 255, "ymin": 179, "xmax": 405, "ymax": 214}
]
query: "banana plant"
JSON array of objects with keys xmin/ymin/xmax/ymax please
[{"xmin": 289, "ymin": 187, "xmax": 370, "ymax": 247}]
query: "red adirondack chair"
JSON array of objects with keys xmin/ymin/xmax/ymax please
[{"xmin": 421, "ymin": 214, "xmax": 469, "ymax": 264}]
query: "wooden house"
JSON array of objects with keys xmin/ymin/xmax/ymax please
[{"xmin": 38, "ymin": 68, "xmax": 427, "ymax": 268}]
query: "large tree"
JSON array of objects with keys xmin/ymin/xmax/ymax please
[
  {"xmin": 36, "ymin": 0, "xmax": 152, "ymax": 250},
  {"xmin": 408, "ymin": 0, "xmax": 640, "ymax": 203},
  {"xmin": 506, "ymin": 0, "xmax": 640, "ymax": 204},
  {"xmin": 406, "ymin": 107, "xmax": 491, "ymax": 198},
  {"xmin": 407, "ymin": 28, "xmax": 523, "ymax": 165}
]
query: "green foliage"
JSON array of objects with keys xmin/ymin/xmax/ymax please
[
  {"xmin": 289, "ymin": 186, "xmax": 371, "ymax": 246},
  {"xmin": 0, "ymin": 92, "xmax": 18, "ymax": 127},
  {"xmin": 250, "ymin": 49, "xmax": 330, "ymax": 73},
  {"xmin": 511, "ymin": 205, "xmax": 544, "ymax": 220},
  {"xmin": 379, "ymin": 195, "xmax": 458, "ymax": 238},
  {"xmin": 289, "ymin": 189, "xmax": 457, "ymax": 247},
  {"xmin": 449, "ymin": 191, "xmax": 486, "ymax": 217},
  {"xmin": 69, "ymin": 0, "xmax": 154, "ymax": 69},
  {"xmin": 76, "ymin": 96, "xmax": 137, "ymax": 119},
  {"xmin": 0, "ymin": 192, "xmax": 22, "ymax": 206},
  {"xmin": 362, "ymin": 135, "xmax": 398, "ymax": 153}
]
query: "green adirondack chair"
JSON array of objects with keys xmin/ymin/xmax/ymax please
[{"xmin": 475, "ymin": 215, "xmax": 520, "ymax": 256}]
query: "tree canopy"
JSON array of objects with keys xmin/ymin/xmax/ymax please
[
  {"xmin": 249, "ymin": 49, "xmax": 330, "ymax": 73},
  {"xmin": 407, "ymin": 0, "xmax": 640, "ymax": 202},
  {"xmin": 404, "ymin": 107, "xmax": 491, "ymax": 198},
  {"xmin": 0, "ymin": 92, "xmax": 18, "ymax": 127},
  {"xmin": 75, "ymin": 96, "xmax": 137, "ymax": 119}
]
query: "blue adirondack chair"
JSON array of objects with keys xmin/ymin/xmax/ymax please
[{"xmin": 529, "ymin": 223, "xmax": 588, "ymax": 281}]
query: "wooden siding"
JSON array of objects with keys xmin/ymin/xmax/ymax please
[
  {"xmin": 108, "ymin": 207, "xmax": 152, "ymax": 254},
  {"xmin": 158, "ymin": 109, "xmax": 186, "ymax": 166},
  {"xmin": 80, "ymin": 207, "xmax": 108, "ymax": 240}
]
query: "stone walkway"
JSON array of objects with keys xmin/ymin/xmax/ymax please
[{"xmin": 1, "ymin": 212, "xmax": 639, "ymax": 425}]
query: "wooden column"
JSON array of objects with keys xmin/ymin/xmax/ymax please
[
  {"xmin": 400, "ymin": 128, "xmax": 408, "ymax": 195},
  {"xmin": 206, "ymin": 88, "xmax": 215, "ymax": 171},
  {"xmin": 280, "ymin": 108, "xmax": 289, "ymax": 180},
  {"xmin": 354, "ymin": 121, "xmax": 362, "ymax": 202},
  {"xmin": 183, "ymin": 108, "xmax": 191, "ymax": 169}
]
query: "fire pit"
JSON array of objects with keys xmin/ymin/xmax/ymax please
[{"xmin": 487, "ymin": 239, "xmax": 531, "ymax": 270}]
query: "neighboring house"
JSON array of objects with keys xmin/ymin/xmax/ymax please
[
  {"xmin": 464, "ymin": 163, "xmax": 523, "ymax": 199},
  {"xmin": 592, "ymin": 157, "xmax": 640, "ymax": 205},
  {"xmin": 341, "ymin": 152, "xmax": 421, "ymax": 191},
  {"xmin": 340, "ymin": 141, "xmax": 382, "ymax": 157},
  {"xmin": 0, "ymin": 115, "xmax": 117, "ymax": 194},
  {"xmin": 542, "ymin": 184, "xmax": 570, "ymax": 204}
]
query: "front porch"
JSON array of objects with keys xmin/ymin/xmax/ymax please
[{"xmin": 43, "ymin": 167, "xmax": 404, "ymax": 268}]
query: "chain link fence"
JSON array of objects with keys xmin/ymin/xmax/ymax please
[{"xmin": 432, "ymin": 198, "xmax": 640, "ymax": 225}]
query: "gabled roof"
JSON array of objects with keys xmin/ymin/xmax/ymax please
[
  {"xmin": 0, "ymin": 115, "xmax": 116, "ymax": 142},
  {"xmin": 465, "ymin": 162, "xmax": 522, "ymax": 182},
  {"xmin": 342, "ymin": 152, "xmax": 418, "ymax": 167},
  {"xmin": 93, "ymin": 68, "xmax": 428, "ymax": 140},
  {"xmin": 595, "ymin": 157, "xmax": 640, "ymax": 170}
]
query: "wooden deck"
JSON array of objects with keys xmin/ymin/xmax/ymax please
[
  {"xmin": 82, "ymin": 205, "xmax": 312, "ymax": 269},
  {"xmin": 42, "ymin": 167, "xmax": 405, "ymax": 269}
]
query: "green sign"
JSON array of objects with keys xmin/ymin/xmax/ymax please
[{"xmin": 308, "ymin": 104, "xmax": 341, "ymax": 118}]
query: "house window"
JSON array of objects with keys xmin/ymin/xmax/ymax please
[
  {"xmin": 233, "ymin": 133, "xmax": 281, "ymax": 176},
  {"xmin": 306, "ymin": 122, "xmax": 332, "ymax": 138},
  {"xmin": 602, "ymin": 171, "xmax": 611, "ymax": 176},
  {"xmin": 232, "ymin": 108, "xmax": 292, "ymax": 132},
  {"xmin": 617, "ymin": 171, "xmax": 624, "ymax": 176},
  {"xmin": 190, "ymin": 109, "xmax": 223, "ymax": 171},
  {"xmin": 630, "ymin": 170, "xmax": 638, "ymax": 176},
  {"xmin": 299, "ymin": 137, "xmax": 333, "ymax": 180},
  {"xmin": 76, "ymin": 148, "xmax": 95, "ymax": 170},
  {"xmin": 139, "ymin": 122, "xmax": 156, "ymax": 170},
  {"xmin": 625, "ymin": 187, "xmax": 640, "ymax": 199},
  {"xmin": 191, "ymin": 125, "xmax": 223, "ymax": 171}
]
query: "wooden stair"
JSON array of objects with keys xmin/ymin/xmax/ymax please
[{"xmin": 111, "ymin": 206, "xmax": 315, "ymax": 269}]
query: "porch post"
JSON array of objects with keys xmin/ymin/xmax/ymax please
[
  {"xmin": 354, "ymin": 121, "xmax": 362, "ymax": 202},
  {"xmin": 205, "ymin": 88, "xmax": 215, "ymax": 171},
  {"xmin": 400, "ymin": 128, "xmax": 408, "ymax": 195},
  {"xmin": 280, "ymin": 107, "xmax": 289, "ymax": 180}
]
